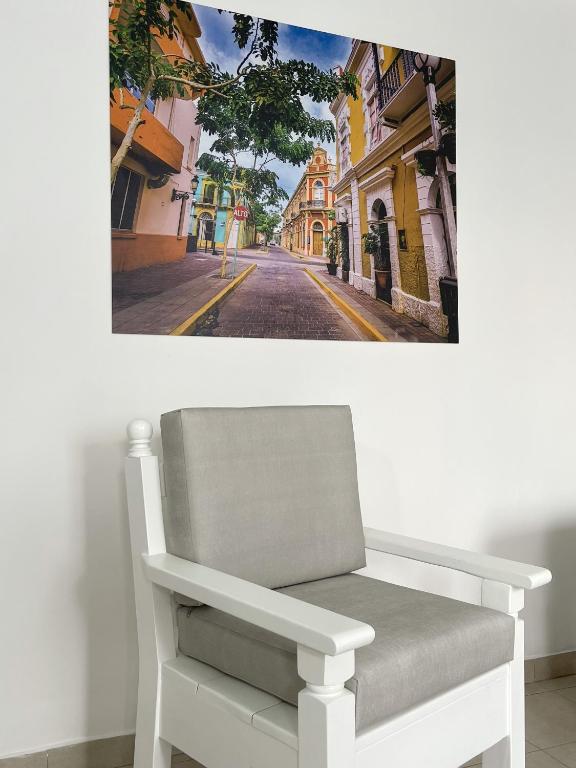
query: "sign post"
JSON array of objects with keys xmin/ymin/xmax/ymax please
[{"xmin": 232, "ymin": 204, "xmax": 249, "ymax": 277}]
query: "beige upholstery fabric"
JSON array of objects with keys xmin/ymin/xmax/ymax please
[
  {"xmin": 178, "ymin": 573, "xmax": 515, "ymax": 732},
  {"xmin": 160, "ymin": 406, "xmax": 366, "ymax": 592}
]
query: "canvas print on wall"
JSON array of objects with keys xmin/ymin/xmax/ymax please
[{"xmin": 110, "ymin": 1, "xmax": 457, "ymax": 342}]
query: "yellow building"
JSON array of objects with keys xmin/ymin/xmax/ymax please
[
  {"xmin": 330, "ymin": 43, "xmax": 456, "ymax": 336},
  {"xmin": 281, "ymin": 148, "xmax": 335, "ymax": 258},
  {"xmin": 190, "ymin": 173, "xmax": 256, "ymax": 252}
]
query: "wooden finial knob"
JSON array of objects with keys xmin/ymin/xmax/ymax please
[{"xmin": 127, "ymin": 419, "xmax": 153, "ymax": 457}]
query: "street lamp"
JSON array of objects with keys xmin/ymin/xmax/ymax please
[
  {"xmin": 413, "ymin": 53, "xmax": 441, "ymax": 84},
  {"xmin": 413, "ymin": 52, "xmax": 457, "ymax": 278},
  {"xmin": 187, "ymin": 175, "xmax": 200, "ymax": 253}
]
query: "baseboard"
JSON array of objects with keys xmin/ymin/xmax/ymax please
[
  {"xmin": 3, "ymin": 652, "xmax": 575, "ymax": 767},
  {"xmin": 525, "ymin": 650, "xmax": 576, "ymax": 683},
  {"xmin": 0, "ymin": 735, "xmax": 136, "ymax": 768}
]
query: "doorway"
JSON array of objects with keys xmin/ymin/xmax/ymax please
[
  {"xmin": 198, "ymin": 213, "xmax": 214, "ymax": 248},
  {"xmin": 372, "ymin": 200, "xmax": 392, "ymax": 304},
  {"xmin": 312, "ymin": 222, "xmax": 324, "ymax": 256}
]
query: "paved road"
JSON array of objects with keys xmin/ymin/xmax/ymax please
[{"xmin": 191, "ymin": 245, "xmax": 367, "ymax": 341}]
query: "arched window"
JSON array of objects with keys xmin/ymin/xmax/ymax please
[
  {"xmin": 198, "ymin": 212, "xmax": 214, "ymax": 243},
  {"xmin": 313, "ymin": 180, "xmax": 324, "ymax": 201},
  {"xmin": 203, "ymin": 184, "xmax": 216, "ymax": 205},
  {"xmin": 373, "ymin": 199, "xmax": 387, "ymax": 221}
]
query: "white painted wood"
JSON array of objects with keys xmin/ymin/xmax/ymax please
[
  {"xmin": 143, "ymin": 552, "xmax": 375, "ymax": 655},
  {"xmin": 127, "ymin": 419, "xmax": 154, "ymax": 458},
  {"xmin": 296, "ymin": 640, "xmax": 357, "ymax": 768},
  {"xmin": 364, "ymin": 527, "xmax": 552, "ymax": 589},
  {"xmin": 162, "ymin": 655, "xmax": 226, "ymax": 694},
  {"xmin": 125, "ymin": 421, "xmax": 173, "ymax": 768},
  {"xmin": 297, "ymin": 646, "xmax": 355, "ymax": 687},
  {"xmin": 298, "ymin": 686, "xmax": 356, "ymax": 768},
  {"xmin": 355, "ymin": 666, "xmax": 509, "ymax": 768},
  {"xmin": 124, "ymin": 421, "xmax": 550, "ymax": 768},
  {"xmin": 482, "ymin": 582, "xmax": 526, "ymax": 768},
  {"xmin": 482, "ymin": 580, "xmax": 525, "ymax": 615},
  {"xmin": 196, "ymin": 674, "xmax": 280, "ymax": 724},
  {"xmin": 253, "ymin": 703, "xmax": 299, "ymax": 751},
  {"xmin": 160, "ymin": 656, "xmax": 296, "ymax": 768}
]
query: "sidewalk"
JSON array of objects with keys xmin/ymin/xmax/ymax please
[
  {"xmin": 308, "ymin": 267, "xmax": 447, "ymax": 343},
  {"xmin": 112, "ymin": 253, "xmax": 254, "ymax": 335}
]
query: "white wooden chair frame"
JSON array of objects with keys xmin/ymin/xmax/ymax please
[{"xmin": 125, "ymin": 420, "xmax": 551, "ymax": 768}]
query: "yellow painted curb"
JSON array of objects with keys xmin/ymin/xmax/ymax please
[
  {"xmin": 169, "ymin": 263, "xmax": 257, "ymax": 336},
  {"xmin": 304, "ymin": 268, "xmax": 388, "ymax": 342}
]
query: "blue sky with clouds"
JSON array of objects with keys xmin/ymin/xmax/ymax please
[{"xmin": 191, "ymin": 2, "xmax": 353, "ymax": 204}]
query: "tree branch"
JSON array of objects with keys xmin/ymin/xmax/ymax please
[
  {"xmin": 110, "ymin": 72, "xmax": 156, "ymax": 185},
  {"xmin": 158, "ymin": 73, "xmax": 242, "ymax": 92},
  {"xmin": 236, "ymin": 17, "xmax": 260, "ymax": 75}
]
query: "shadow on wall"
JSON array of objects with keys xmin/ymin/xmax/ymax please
[
  {"xmin": 485, "ymin": 516, "xmax": 576, "ymax": 658},
  {"xmin": 80, "ymin": 437, "xmax": 146, "ymax": 740}
]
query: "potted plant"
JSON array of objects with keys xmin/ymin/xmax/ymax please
[
  {"xmin": 341, "ymin": 250, "xmax": 350, "ymax": 283},
  {"xmin": 415, "ymin": 149, "xmax": 437, "ymax": 177},
  {"xmin": 338, "ymin": 223, "xmax": 350, "ymax": 282},
  {"xmin": 434, "ymin": 98, "xmax": 456, "ymax": 164},
  {"xmin": 363, "ymin": 226, "xmax": 389, "ymax": 294},
  {"xmin": 326, "ymin": 227, "xmax": 339, "ymax": 275}
]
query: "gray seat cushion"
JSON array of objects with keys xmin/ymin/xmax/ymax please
[
  {"xmin": 177, "ymin": 573, "xmax": 515, "ymax": 732},
  {"xmin": 161, "ymin": 406, "xmax": 366, "ymax": 590}
]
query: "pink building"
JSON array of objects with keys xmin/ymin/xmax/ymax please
[{"xmin": 110, "ymin": 6, "xmax": 205, "ymax": 272}]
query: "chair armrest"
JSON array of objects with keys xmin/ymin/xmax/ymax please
[
  {"xmin": 364, "ymin": 527, "xmax": 551, "ymax": 590},
  {"xmin": 142, "ymin": 553, "xmax": 375, "ymax": 656}
]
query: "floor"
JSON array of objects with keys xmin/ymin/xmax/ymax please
[{"xmin": 131, "ymin": 674, "xmax": 576, "ymax": 768}]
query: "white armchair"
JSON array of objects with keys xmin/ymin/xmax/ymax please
[{"xmin": 124, "ymin": 406, "xmax": 551, "ymax": 768}]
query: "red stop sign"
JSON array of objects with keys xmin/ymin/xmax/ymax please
[{"xmin": 233, "ymin": 205, "xmax": 249, "ymax": 221}]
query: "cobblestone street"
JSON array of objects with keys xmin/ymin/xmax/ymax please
[
  {"xmin": 112, "ymin": 245, "xmax": 445, "ymax": 341},
  {"xmin": 190, "ymin": 246, "xmax": 366, "ymax": 340}
]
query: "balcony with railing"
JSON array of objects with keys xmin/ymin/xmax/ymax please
[
  {"xmin": 378, "ymin": 50, "xmax": 455, "ymax": 127},
  {"xmin": 110, "ymin": 88, "xmax": 183, "ymax": 175},
  {"xmin": 299, "ymin": 199, "xmax": 325, "ymax": 210}
]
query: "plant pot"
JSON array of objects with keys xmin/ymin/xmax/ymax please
[
  {"xmin": 342, "ymin": 269, "xmax": 349, "ymax": 283},
  {"xmin": 438, "ymin": 133, "xmax": 456, "ymax": 164},
  {"xmin": 327, "ymin": 263, "xmax": 337, "ymax": 276},
  {"xmin": 374, "ymin": 270, "xmax": 389, "ymax": 291},
  {"xmin": 415, "ymin": 149, "xmax": 437, "ymax": 177}
]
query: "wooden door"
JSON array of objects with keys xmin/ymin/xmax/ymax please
[
  {"xmin": 312, "ymin": 228, "xmax": 323, "ymax": 256},
  {"xmin": 375, "ymin": 222, "xmax": 392, "ymax": 304}
]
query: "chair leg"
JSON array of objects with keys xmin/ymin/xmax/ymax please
[
  {"xmin": 298, "ymin": 686, "xmax": 355, "ymax": 768},
  {"xmin": 482, "ymin": 621, "xmax": 525, "ymax": 768},
  {"xmin": 133, "ymin": 666, "xmax": 172, "ymax": 768}
]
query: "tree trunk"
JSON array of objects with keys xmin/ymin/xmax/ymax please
[
  {"xmin": 220, "ymin": 165, "xmax": 238, "ymax": 278},
  {"xmin": 110, "ymin": 74, "xmax": 156, "ymax": 186}
]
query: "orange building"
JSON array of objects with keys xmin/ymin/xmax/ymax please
[
  {"xmin": 281, "ymin": 148, "xmax": 335, "ymax": 258},
  {"xmin": 110, "ymin": 5, "xmax": 205, "ymax": 272}
]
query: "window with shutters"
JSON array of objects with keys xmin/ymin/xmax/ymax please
[{"xmin": 111, "ymin": 166, "xmax": 143, "ymax": 231}]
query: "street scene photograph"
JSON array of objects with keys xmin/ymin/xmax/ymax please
[{"xmin": 110, "ymin": 1, "xmax": 457, "ymax": 342}]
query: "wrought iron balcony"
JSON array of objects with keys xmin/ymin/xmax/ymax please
[
  {"xmin": 378, "ymin": 49, "xmax": 455, "ymax": 127},
  {"xmin": 380, "ymin": 50, "xmax": 415, "ymax": 105},
  {"xmin": 299, "ymin": 199, "xmax": 325, "ymax": 210}
]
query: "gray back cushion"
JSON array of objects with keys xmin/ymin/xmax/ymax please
[{"xmin": 160, "ymin": 406, "xmax": 366, "ymax": 589}]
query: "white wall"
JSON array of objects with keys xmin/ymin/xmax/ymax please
[{"xmin": 1, "ymin": 0, "xmax": 575, "ymax": 757}]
